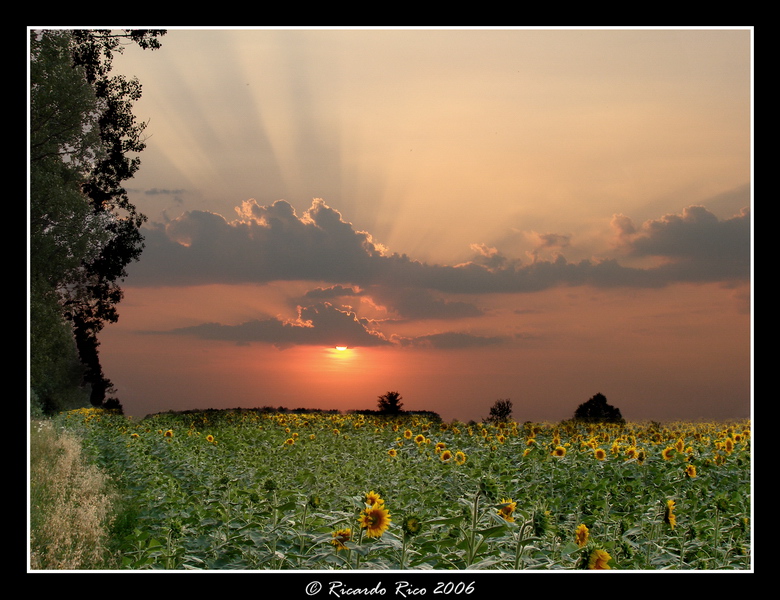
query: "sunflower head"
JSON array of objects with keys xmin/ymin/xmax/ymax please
[
  {"xmin": 359, "ymin": 504, "xmax": 392, "ymax": 538},
  {"xmin": 454, "ymin": 451, "xmax": 467, "ymax": 465},
  {"xmin": 497, "ymin": 498, "xmax": 517, "ymax": 523},
  {"xmin": 574, "ymin": 523, "xmax": 589, "ymax": 547},
  {"xmin": 401, "ymin": 514, "xmax": 423, "ymax": 537},
  {"xmin": 331, "ymin": 528, "xmax": 352, "ymax": 551},
  {"xmin": 664, "ymin": 499, "xmax": 677, "ymax": 530},
  {"xmin": 552, "ymin": 445, "xmax": 567, "ymax": 458},
  {"xmin": 364, "ymin": 490, "xmax": 384, "ymax": 506},
  {"xmin": 587, "ymin": 548, "xmax": 612, "ymax": 570}
]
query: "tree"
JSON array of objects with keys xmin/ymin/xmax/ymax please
[
  {"xmin": 573, "ymin": 393, "xmax": 625, "ymax": 424},
  {"xmin": 29, "ymin": 29, "xmax": 166, "ymax": 413},
  {"xmin": 487, "ymin": 398, "xmax": 513, "ymax": 423},
  {"xmin": 377, "ymin": 391, "xmax": 404, "ymax": 415}
]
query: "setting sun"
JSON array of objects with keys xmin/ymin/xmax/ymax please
[{"xmin": 335, "ymin": 346, "xmax": 348, "ymax": 351}]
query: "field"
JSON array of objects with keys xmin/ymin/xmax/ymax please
[{"xmin": 35, "ymin": 407, "xmax": 751, "ymax": 571}]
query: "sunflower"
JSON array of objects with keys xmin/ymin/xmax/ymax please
[
  {"xmin": 435, "ymin": 442, "xmax": 447, "ymax": 454},
  {"xmin": 664, "ymin": 499, "xmax": 677, "ymax": 530},
  {"xmin": 331, "ymin": 528, "xmax": 352, "ymax": 551},
  {"xmin": 439, "ymin": 449, "xmax": 452, "ymax": 462},
  {"xmin": 414, "ymin": 434, "xmax": 426, "ymax": 444},
  {"xmin": 575, "ymin": 523, "xmax": 589, "ymax": 547},
  {"xmin": 497, "ymin": 498, "xmax": 517, "ymax": 523},
  {"xmin": 593, "ymin": 448, "xmax": 606, "ymax": 461},
  {"xmin": 685, "ymin": 464, "xmax": 697, "ymax": 478},
  {"xmin": 164, "ymin": 429, "xmax": 174, "ymax": 438},
  {"xmin": 625, "ymin": 446, "xmax": 638, "ymax": 460},
  {"xmin": 588, "ymin": 548, "xmax": 612, "ymax": 570},
  {"xmin": 284, "ymin": 437, "xmax": 295, "ymax": 445},
  {"xmin": 364, "ymin": 490, "xmax": 384, "ymax": 506},
  {"xmin": 387, "ymin": 448, "xmax": 398, "ymax": 458},
  {"xmin": 130, "ymin": 433, "xmax": 140, "ymax": 439},
  {"xmin": 552, "ymin": 445, "xmax": 567, "ymax": 458},
  {"xmin": 454, "ymin": 451, "xmax": 467, "ymax": 465},
  {"xmin": 206, "ymin": 434, "xmax": 215, "ymax": 443},
  {"xmin": 359, "ymin": 504, "xmax": 392, "ymax": 538},
  {"xmin": 404, "ymin": 429, "xmax": 413, "ymax": 439},
  {"xmin": 401, "ymin": 514, "xmax": 423, "ymax": 537},
  {"xmin": 662, "ymin": 446, "xmax": 675, "ymax": 460}
]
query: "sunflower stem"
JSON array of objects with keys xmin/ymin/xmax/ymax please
[{"xmin": 466, "ymin": 490, "xmax": 481, "ymax": 566}]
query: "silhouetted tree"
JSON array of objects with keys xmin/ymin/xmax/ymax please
[
  {"xmin": 30, "ymin": 28, "xmax": 166, "ymax": 414},
  {"xmin": 573, "ymin": 393, "xmax": 625, "ymax": 424},
  {"xmin": 487, "ymin": 398, "xmax": 513, "ymax": 423},
  {"xmin": 377, "ymin": 391, "xmax": 404, "ymax": 415}
]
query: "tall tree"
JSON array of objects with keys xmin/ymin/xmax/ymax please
[{"xmin": 29, "ymin": 28, "xmax": 165, "ymax": 413}]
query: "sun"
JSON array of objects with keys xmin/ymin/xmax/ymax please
[{"xmin": 335, "ymin": 346, "xmax": 348, "ymax": 351}]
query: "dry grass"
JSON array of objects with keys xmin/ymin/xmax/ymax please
[{"xmin": 29, "ymin": 420, "xmax": 119, "ymax": 570}]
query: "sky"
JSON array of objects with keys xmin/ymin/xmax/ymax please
[{"xmin": 92, "ymin": 27, "xmax": 751, "ymax": 423}]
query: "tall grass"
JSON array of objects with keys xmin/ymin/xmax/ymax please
[{"xmin": 29, "ymin": 420, "xmax": 120, "ymax": 570}]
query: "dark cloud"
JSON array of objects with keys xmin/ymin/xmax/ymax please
[
  {"xmin": 612, "ymin": 205, "xmax": 750, "ymax": 283},
  {"xmin": 304, "ymin": 285, "xmax": 365, "ymax": 300},
  {"xmin": 128, "ymin": 198, "xmax": 751, "ymax": 292},
  {"xmin": 396, "ymin": 331, "xmax": 508, "ymax": 349},
  {"xmin": 368, "ymin": 286, "xmax": 483, "ymax": 320},
  {"xmin": 160, "ymin": 302, "xmax": 391, "ymax": 349},
  {"xmin": 144, "ymin": 188, "xmax": 188, "ymax": 196}
]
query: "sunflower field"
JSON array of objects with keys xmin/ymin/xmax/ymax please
[{"xmin": 44, "ymin": 408, "xmax": 751, "ymax": 570}]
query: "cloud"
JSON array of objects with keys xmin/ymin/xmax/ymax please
[
  {"xmin": 304, "ymin": 285, "xmax": 365, "ymax": 300},
  {"xmin": 161, "ymin": 302, "xmax": 391, "ymax": 349},
  {"xmin": 368, "ymin": 286, "xmax": 483, "ymax": 320},
  {"xmin": 396, "ymin": 331, "xmax": 508, "ymax": 349},
  {"xmin": 611, "ymin": 205, "xmax": 751, "ymax": 282},
  {"xmin": 128, "ymin": 198, "xmax": 751, "ymax": 292}
]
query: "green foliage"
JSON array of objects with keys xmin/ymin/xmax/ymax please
[
  {"xmin": 51, "ymin": 409, "xmax": 751, "ymax": 570},
  {"xmin": 29, "ymin": 29, "xmax": 165, "ymax": 412}
]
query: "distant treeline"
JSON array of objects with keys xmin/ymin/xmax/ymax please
[{"xmin": 143, "ymin": 406, "xmax": 442, "ymax": 422}]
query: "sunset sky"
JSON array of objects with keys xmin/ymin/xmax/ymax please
[{"xmin": 94, "ymin": 27, "xmax": 752, "ymax": 423}]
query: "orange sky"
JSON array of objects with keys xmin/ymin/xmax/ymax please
[{"xmin": 90, "ymin": 27, "xmax": 751, "ymax": 422}]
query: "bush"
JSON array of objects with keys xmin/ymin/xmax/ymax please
[{"xmin": 573, "ymin": 393, "xmax": 625, "ymax": 424}]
